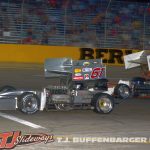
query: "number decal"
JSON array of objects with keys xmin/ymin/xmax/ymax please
[{"xmin": 91, "ymin": 67, "xmax": 104, "ymax": 79}]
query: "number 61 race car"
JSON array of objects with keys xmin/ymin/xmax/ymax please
[{"xmin": 0, "ymin": 58, "xmax": 131, "ymax": 115}]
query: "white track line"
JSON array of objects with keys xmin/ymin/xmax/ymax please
[{"xmin": 0, "ymin": 112, "xmax": 46, "ymax": 129}]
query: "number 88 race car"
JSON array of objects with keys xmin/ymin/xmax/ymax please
[{"xmin": 114, "ymin": 50, "xmax": 150, "ymax": 99}]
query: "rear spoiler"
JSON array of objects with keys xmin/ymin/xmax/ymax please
[
  {"xmin": 44, "ymin": 58, "xmax": 72, "ymax": 78},
  {"xmin": 148, "ymin": 55, "xmax": 150, "ymax": 71},
  {"xmin": 124, "ymin": 51, "xmax": 150, "ymax": 71},
  {"xmin": 44, "ymin": 58, "xmax": 106, "ymax": 80}
]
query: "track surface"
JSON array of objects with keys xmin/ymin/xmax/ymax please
[{"xmin": 0, "ymin": 64, "xmax": 149, "ymax": 150}]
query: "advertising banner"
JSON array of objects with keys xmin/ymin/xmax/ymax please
[{"xmin": 0, "ymin": 44, "xmax": 140, "ymax": 66}]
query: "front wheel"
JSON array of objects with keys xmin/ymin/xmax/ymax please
[
  {"xmin": 18, "ymin": 92, "xmax": 40, "ymax": 114},
  {"xmin": 93, "ymin": 93, "xmax": 114, "ymax": 114}
]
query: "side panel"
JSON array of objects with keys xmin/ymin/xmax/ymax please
[
  {"xmin": 73, "ymin": 90, "xmax": 93, "ymax": 104},
  {"xmin": 0, "ymin": 98, "xmax": 16, "ymax": 110}
]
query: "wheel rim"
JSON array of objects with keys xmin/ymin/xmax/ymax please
[
  {"xmin": 98, "ymin": 97, "xmax": 113, "ymax": 113},
  {"xmin": 22, "ymin": 95, "xmax": 38, "ymax": 113},
  {"xmin": 119, "ymin": 86, "xmax": 130, "ymax": 98}
]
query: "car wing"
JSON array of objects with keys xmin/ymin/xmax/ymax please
[{"xmin": 124, "ymin": 50, "xmax": 150, "ymax": 70}]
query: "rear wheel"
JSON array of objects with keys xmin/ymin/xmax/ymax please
[
  {"xmin": 93, "ymin": 93, "xmax": 114, "ymax": 114},
  {"xmin": 114, "ymin": 84, "xmax": 131, "ymax": 99},
  {"xmin": 18, "ymin": 92, "xmax": 40, "ymax": 114}
]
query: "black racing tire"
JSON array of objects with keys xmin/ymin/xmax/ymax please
[
  {"xmin": 0, "ymin": 85, "xmax": 16, "ymax": 93},
  {"xmin": 93, "ymin": 93, "xmax": 114, "ymax": 114},
  {"xmin": 18, "ymin": 92, "xmax": 40, "ymax": 115},
  {"xmin": 114, "ymin": 84, "xmax": 131, "ymax": 99},
  {"xmin": 131, "ymin": 77, "xmax": 146, "ymax": 83}
]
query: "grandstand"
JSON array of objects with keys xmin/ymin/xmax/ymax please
[{"xmin": 0, "ymin": 0, "xmax": 149, "ymax": 49}]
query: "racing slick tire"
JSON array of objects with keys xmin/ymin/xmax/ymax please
[
  {"xmin": 114, "ymin": 84, "xmax": 131, "ymax": 99},
  {"xmin": 0, "ymin": 85, "xmax": 16, "ymax": 93},
  {"xmin": 18, "ymin": 92, "xmax": 40, "ymax": 114},
  {"xmin": 93, "ymin": 93, "xmax": 114, "ymax": 114}
]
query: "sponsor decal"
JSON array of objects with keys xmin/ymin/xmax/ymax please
[
  {"xmin": 74, "ymin": 68, "xmax": 81, "ymax": 73},
  {"xmin": 82, "ymin": 68, "xmax": 92, "ymax": 72},
  {"xmin": 73, "ymin": 76, "xmax": 84, "ymax": 80},
  {"xmin": 91, "ymin": 67, "xmax": 105, "ymax": 79},
  {"xmin": 84, "ymin": 74, "xmax": 90, "ymax": 80},
  {"xmin": 75, "ymin": 73, "xmax": 82, "ymax": 76},
  {"xmin": 83, "ymin": 61, "xmax": 90, "ymax": 66},
  {"xmin": 0, "ymin": 131, "xmax": 54, "ymax": 149}
]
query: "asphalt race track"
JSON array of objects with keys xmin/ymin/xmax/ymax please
[{"xmin": 0, "ymin": 64, "xmax": 150, "ymax": 150}]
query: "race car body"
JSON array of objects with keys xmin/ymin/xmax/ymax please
[
  {"xmin": 114, "ymin": 50, "xmax": 150, "ymax": 98},
  {"xmin": 0, "ymin": 58, "xmax": 116, "ymax": 114}
]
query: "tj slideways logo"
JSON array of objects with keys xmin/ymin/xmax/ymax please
[{"xmin": 0, "ymin": 131, "xmax": 54, "ymax": 149}]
